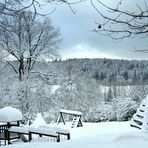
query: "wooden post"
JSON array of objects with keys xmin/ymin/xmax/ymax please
[
  {"xmin": 5, "ymin": 129, "xmax": 10, "ymax": 145},
  {"xmin": 7, "ymin": 131, "xmax": 10, "ymax": 145},
  {"xmin": 17, "ymin": 121, "xmax": 20, "ymax": 126},
  {"xmin": 7, "ymin": 122, "xmax": 10, "ymax": 128},
  {"xmin": 29, "ymin": 132, "xmax": 32, "ymax": 142},
  {"xmin": 61, "ymin": 113, "xmax": 65, "ymax": 125},
  {"xmin": 77, "ymin": 115, "xmax": 83, "ymax": 127},
  {"xmin": 57, "ymin": 112, "xmax": 65, "ymax": 125},
  {"xmin": 57, "ymin": 135, "xmax": 60, "ymax": 142},
  {"xmin": 39, "ymin": 134, "xmax": 42, "ymax": 137},
  {"xmin": 0, "ymin": 125, "xmax": 2, "ymax": 146},
  {"xmin": 4, "ymin": 130, "xmax": 7, "ymax": 145},
  {"xmin": 67, "ymin": 133, "xmax": 70, "ymax": 140}
]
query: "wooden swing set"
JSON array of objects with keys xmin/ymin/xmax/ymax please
[{"xmin": 57, "ymin": 109, "xmax": 83, "ymax": 128}]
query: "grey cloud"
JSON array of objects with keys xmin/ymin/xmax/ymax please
[{"xmin": 47, "ymin": 0, "xmax": 148, "ymax": 60}]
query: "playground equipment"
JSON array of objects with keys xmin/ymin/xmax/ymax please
[{"xmin": 57, "ymin": 109, "xmax": 83, "ymax": 128}]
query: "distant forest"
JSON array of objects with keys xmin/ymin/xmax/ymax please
[{"xmin": 52, "ymin": 58, "xmax": 148, "ymax": 85}]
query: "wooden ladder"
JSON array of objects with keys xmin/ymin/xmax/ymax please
[{"xmin": 71, "ymin": 116, "xmax": 80, "ymax": 128}]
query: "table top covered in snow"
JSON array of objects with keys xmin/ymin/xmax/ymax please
[{"xmin": 0, "ymin": 106, "xmax": 22, "ymax": 122}]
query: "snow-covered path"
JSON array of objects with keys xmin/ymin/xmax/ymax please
[{"xmin": 2, "ymin": 121, "xmax": 148, "ymax": 148}]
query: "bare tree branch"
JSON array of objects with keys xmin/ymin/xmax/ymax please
[
  {"xmin": 6, "ymin": 60, "xmax": 18, "ymax": 74},
  {"xmin": 91, "ymin": 0, "xmax": 148, "ymax": 40}
]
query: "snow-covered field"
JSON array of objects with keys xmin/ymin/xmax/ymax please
[{"xmin": 3, "ymin": 121, "xmax": 148, "ymax": 148}]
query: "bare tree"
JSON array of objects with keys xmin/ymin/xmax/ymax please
[
  {"xmin": 0, "ymin": 0, "xmax": 83, "ymax": 114},
  {"xmin": 0, "ymin": 0, "xmax": 85, "ymax": 34},
  {"xmin": 0, "ymin": 1, "xmax": 36, "ymax": 20},
  {"xmin": 0, "ymin": 10, "xmax": 61, "ymax": 81},
  {"xmin": 0, "ymin": 0, "xmax": 84, "ymax": 17},
  {"xmin": 91, "ymin": 0, "xmax": 148, "ymax": 41},
  {"xmin": 45, "ymin": 0, "xmax": 84, "ymax": 13}
]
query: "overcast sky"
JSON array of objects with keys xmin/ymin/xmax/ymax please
[{"xmin": 42, "ymin": 0, "xmax": 148, "ymax": 60}]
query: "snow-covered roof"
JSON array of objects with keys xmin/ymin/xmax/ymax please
[{"xmin": 0, "ymin": 106, "xmax": 22, "ymax": 122}]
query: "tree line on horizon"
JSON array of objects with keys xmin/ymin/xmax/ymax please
[{"xmin": 52, "ymin": 58, "xmax": 148, "ymax": 85}]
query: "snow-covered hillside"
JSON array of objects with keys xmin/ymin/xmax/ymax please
[
  {"xmin": 3, "ymin": 122, "xmax": 148, "ymax": 148},
  {"xmin": 1, "ymin": 59, "xmax": 148, "ymax": 123}
]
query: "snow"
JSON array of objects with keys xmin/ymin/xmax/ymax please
[
  {"xmin": 30, "ymin": 113, "xmax": 47, "ymax": 128},
  {"xmin": 40, "ymin": 125, "xmax": 70, "ymax": 134},
  {"xmin": 9, "ymin": 126, "xmax": 60, "ymax": 136},
  {"xmin": 28, "ymin": 127, "xmax": 57, "ymax": 136},
  {"xmin": 9, "ymin": 126, "xmax": 29, "ymax": 134},
  {"xmin": 143, "ymin": 95, "xmax": 148, "ymax": 130},
  {"xmin": 130, "ymin": 95, "xmax": 148, "ymax": 130},
  {"xmin": 51, "ymin": 85, "xmax": 60, "ymax": 94},
  {"xmin": 3, "ymin": 121, "xmax": 148, "ymax": 148},
  {"xmin": 0, "ymin": 106, "xmax": 22, "ymax": 122},
  {"xmin": 60, "ymin": 109, "xmax": 82, "ymax": 116}
]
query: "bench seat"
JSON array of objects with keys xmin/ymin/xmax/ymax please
[{"xmin": 40, "ymin": 126, "xmax": 70, "ymax": 140}]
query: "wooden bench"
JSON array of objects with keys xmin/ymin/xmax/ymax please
[
  {"xmin": 28, "ymin": 127, "xmax": 60, "ymax": 142},
  {"xmin": 39, "ymin": 126, "xmax": 70, "ymax": 140},
  {"xmin": 8, "ymin": 127, "xmax": 61, "ymax": 143},
  {"xmin": 7, "ymin": 125, "xmax": 71, "ymax": 144}
]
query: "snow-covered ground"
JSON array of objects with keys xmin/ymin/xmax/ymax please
[{"xmin": 2, "ymin": 121, "xmax": 148, "ymax": 148}]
